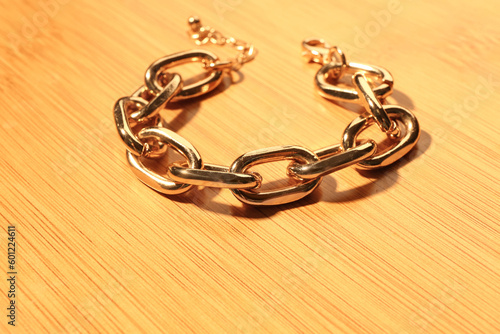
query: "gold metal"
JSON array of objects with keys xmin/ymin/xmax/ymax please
[
  {"xmin": 145, "ymin": 50, "xmax": 223, "ymax": 101},
  {"xmin": 113, "ymin": 96, "xmax": 166, "ymax": 158},
  {"xmin": 114, "ymin": 97, "xmax": 145, "ymax": 156},
  {"xmin": 113, "ymin": 20, "xmax": 421, "ymax": 206},
  {"xmin": 167, "ymin": 163, "xmax": 262, "ymax": 189},
  {"xmin": 127, "ymin": 127, "xmax": 203, "ymax": 195},
  {"xmin": 315, "ymin": 61, "xmax": 394, "ymax": 103},
  {"xmin": 230, "ymin": 146, "xmax": 322, "ymax": 206},
  {"xmin": 188, "ymin": 16, "xmax": 257, "ymax": 72},
  {"xmin": 288, "ymin": 141, "xmax": 377, "ymax": 179},
  {"xmin": 352, "ymin": 72, "xmax": 399, "ymax": 135},
  {"xmin": 127, "ymin": 151, "xmax": 194, "ymax": 195},
  {"xmin": 302, "ymin": 38, "xmax": 347, "ymax": 79},
  {"xmin": 132, "ymin": 73, "xmax": 182, "ymax": 123},
  {"xmin": 313, "ymin": 144, "xmax": 344, "ymax": 160},
  {"xmin": 137, "ymin": 127, "xmax": 203, "ymax": 171},
  {"xmin": 342, "ymin": 106, "xmax": 420, "ymax": 169}
]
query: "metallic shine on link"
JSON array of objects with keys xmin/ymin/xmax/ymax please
[
  {"xmin": 114, "ymin": 97, "xmax": 145, "ymax": 156},
  {"xmin": 352, "ymin": 72, "xmax": 396, "ymax": 134},
  {"xmin": 230, "ymin": 146, "xmax": 322, "ymax": 206},
  {"xmin": 167, "ymin": 163, "xmax": 262, "ymax": 189},
  {"xmin": 288, "ymin": 141, "xmax": 377, "ymax": 179}
]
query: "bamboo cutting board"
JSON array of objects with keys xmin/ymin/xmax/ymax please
[{"xmin": 1, "ymin": 0, "xmax": 499, "ymax": 333}]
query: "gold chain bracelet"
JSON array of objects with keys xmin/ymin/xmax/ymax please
[{"xmin": 113, "ymin": 16, "xmax": 420, "ymax": 206}]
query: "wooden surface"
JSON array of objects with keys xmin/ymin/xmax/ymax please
[{"xmin": 1, "ymin": 0, "xmax": 499, "ymax": 333}]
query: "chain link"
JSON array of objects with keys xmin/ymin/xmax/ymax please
[
  {"xmin": 114, "ymin": 96, "xmax": 168, "ymax": 158},
  {"xmin": 113, "ymin": 17, "xmax": 421, "ymax": 206}
]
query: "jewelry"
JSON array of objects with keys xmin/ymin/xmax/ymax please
[{"xmin": 113, "ymin": 17, "xmax": 420, "ymax": 206}]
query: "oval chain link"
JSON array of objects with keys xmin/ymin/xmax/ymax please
[
  {"xmin": 145, "ymin": 50, "xmax": 224, "ymax": 101},
  {"xmin": 230, "ymin": 146, "xmax": 322, "ymax": 206},
  {"xmin": 113, "ymin": 17, "xmax": 420, "ymax": 206},
  {"xmin": 127, "ymin": 127, "xmax": 203, "ymax": 195}
]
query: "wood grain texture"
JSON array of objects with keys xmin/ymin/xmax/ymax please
[{"xmin": 1, "ymin": 0, "xmax": 499, "ymax": 333}]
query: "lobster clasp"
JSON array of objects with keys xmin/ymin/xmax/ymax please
[
  {"xmin": 301, "ymin": 38, "xmax": 334, "ymax": 64},
  {"xmin": 302, "ymin": 38, "xmax": 348, "ymax": 80}
]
